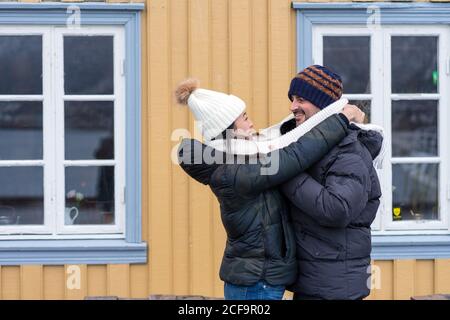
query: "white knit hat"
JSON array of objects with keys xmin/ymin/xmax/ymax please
[{"xmin": 175, "ymin": 79, "xmax": 246, "ymax": 141}]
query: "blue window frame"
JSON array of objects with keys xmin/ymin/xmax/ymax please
[
  {"xmin": 293, "ymin": 2, "xmax": 450, "ymax": 260},
  {"xmin": 0, "ymin": 2, "xmax": 146, "ymax": 265}
]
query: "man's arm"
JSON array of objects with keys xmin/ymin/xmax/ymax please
[{"xmin": 281, "ymin": 153, "xmax": 370, "ymax": 228}]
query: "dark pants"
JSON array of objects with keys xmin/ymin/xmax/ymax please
[
  {"xmin": 293, "ymin": 293, "xmax": 363, "ymax": 300},
  {"xmin": 293, "ymin": 293, "xmax": 321, "ymax": 300}
]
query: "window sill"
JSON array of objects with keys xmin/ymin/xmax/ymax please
[
  {"xmin": 372, "ymin": 234, "xmax": 450, "ymax": 260},
  {"xmin": 0, "ymin": 239, "xmax": 147, "ymax": 265}
]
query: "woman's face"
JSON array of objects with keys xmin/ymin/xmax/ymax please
[{"xmin": 233, "ymin": 112, "xmax": 255, "ymax": 139}]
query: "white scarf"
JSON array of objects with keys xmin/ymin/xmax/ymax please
[{"xmin": 206, "ymin": 98, "xmax": 386, "ymax": 169}]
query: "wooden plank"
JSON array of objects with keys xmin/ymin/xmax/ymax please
[
  {"xmin": 1, "ymin": 266, "xmax": 20, "ymax": 300},
  {"xmin": 393, "ymin": 260, "xmax": 415, "ymax": 300},
  {"xmin": 0, "ymin": 266, "xmax": 2, "ymax": 300},
  {"xmin": 140, "ymin": 0, "xmax": 149, "ymax": 253},
  {"xmin": 107, "ymin": 264, "xmax": 130, "ymax": 298},
  {"xmin": 371, "ymin": 260, "xmax": 393, "ymax": 300},
  {"xmin": 170, "ymin": 0, "xmax": 190, "ymax": 296},
  {"xmin": 415, "ymin": 260, "xmax": 434, "ymax": 297},
  {"xmin": 211, "ymin": 0, "xmax": 229, "ymax": 92},
  {"xmin": 365, "ymin": 261, "xmax": 378, "ymax": 300},
  {"xmin": 210, "ymin": 0, "xmax": 229, "ymax": 299},
  {"xmin": 43, "ymin": 266, "xmax": 65, "ymax": 300},
  {"xmin": 434, "ymin": 259, "xmax": 450, "ymax": 294},
  {"xmin": 290, "ymin": 0, "xmax": 297, "ymax": 75},
  {"xmin": 140, "ymin": 0, "xmax": 151, "ymax": 300},
  {"xmin": 188, "ymin": 0, "xmax": 214, "ymax": 297},
  {"xmin": 20, "ymin": 265, "xmax": 43, "ymax": 300},
  {"xmin": 230, "ymin": 0, "xmax": 252, "ymax": 116},
  {"xmin": 130, "ymin": 264, "xmax": 148, "ymax": 298},
  {"xmin": 251, "ymin": 0, "xmax": 269, "ymax": 130},
  {"xmin": 65, "ymin": 264, "xmax": 87, "ymax": 300},
  {"xmin": 268, "ymin": 0, "xmax": 293, "ymax": 123},
  {"xmin": 87, "ymin": 265, "xmax": 107, "ymax": 297},
  {"xmin": 147, "ymin": 0, "xmax": 173, "ymax": 295}
]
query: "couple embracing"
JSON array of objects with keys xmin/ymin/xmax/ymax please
[{"xmin": 176, "ymin": 65, "xmax": 383, "ymax": 300}]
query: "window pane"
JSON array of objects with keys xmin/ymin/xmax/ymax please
[
  {"xmin": 0, "ymin": 167, "xmax": 44, "ymax": 225},
  {"xmin": 391, "ymin": 36, "xmax": 438, "ymax": 93},
  {"xmin": 348, "ymin": 100, "xmax": 371, "ymax": 124},
  {"xmin": 0, "ymin": 101, "xmax": 43, "ymax": 160},
  {"xmin": 64, "ymin": 36, "xmax": 114, "ymax": 95},
  {"xmin": 323, "ymin": 36, "xmax": 370, "ymax": 94},
  {"xmin": 65, "ymin": 166, "xmax": 115, "ymax": 225},
  {"xmin": 392, "ymin": 164, "xmax": 438, "ymax": 221},
  {"xmin": 391, "ymin": 100, "xmax": 437, "ymax": 157},
  {"xmin": 0, "ymin": 36, "xmax": 42, "ymax": 94},
  {"xmin": 65, "ymin": 101, "xmax": 114, "ymax": 160}
]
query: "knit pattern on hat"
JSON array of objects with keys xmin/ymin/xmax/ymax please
[
  {"xmin": 288, "ymin": 65, "xmax": 343, "ymax": 109},
  {"xmin": 175, "ymin": 79, "xmax": 246, "ymax": 141}
]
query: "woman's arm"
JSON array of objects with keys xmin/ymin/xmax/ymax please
[{"xmin": 232, "ymin": 114, "xmax": 348, "ymax": 197}]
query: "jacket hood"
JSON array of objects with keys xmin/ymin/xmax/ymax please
[
  {"xmin": 338, "ymin": 126, "xmax": 383, "ymax": 160},
  {"xmin": 352, "ymin": 123, "xmax": 386, "ymax": 169},
  {"xmin": 177, "ymin": 138, "xmax": 221, "ymax": 185},
  {"xmin": 357, "ymin": 128, "xmax": 383, "ymax": 160}
]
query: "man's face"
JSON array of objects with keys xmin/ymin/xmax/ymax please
[{"xmin": 290, "ymin": 95, "xmax": 321, "ymax": 126}]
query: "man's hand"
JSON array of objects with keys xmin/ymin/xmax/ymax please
[{"xmin": 341, "ymin": 104, "xmax": 365, "ymax": 124}]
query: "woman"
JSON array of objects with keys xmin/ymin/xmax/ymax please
[{"xmin": 175, "ymin": 79, "xmax": 364, "ymax": 300}]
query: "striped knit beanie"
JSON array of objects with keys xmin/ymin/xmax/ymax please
[{"xmin": 288, "ymin": 65, "xmax": 343, "ymax": 110}]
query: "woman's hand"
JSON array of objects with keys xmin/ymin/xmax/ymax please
[{"xmin": 341, "ymin": 104, "xmax": 365, "ymax": 124}]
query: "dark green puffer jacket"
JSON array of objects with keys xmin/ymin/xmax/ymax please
[{"xmin": 177, "ymin": 114, "xmax": 348, "ymax": 286}]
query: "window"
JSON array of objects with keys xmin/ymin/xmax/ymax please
[
  {"xmin": 0, "ymin": 26, "xmax": 125, "ymax": 238},
  {"xmin": 0, "ymin": 3, "xmax": 145, "ymax": 265},
  {"xmin": 295, "ymin": 2, "xmax": 450, "ymax": 258},
  {"xmin": 312, "ymin": 25, "xmax": 449, "ymax": 234}
]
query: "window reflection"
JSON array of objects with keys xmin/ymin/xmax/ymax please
[
  {"xmin": 392, "ymin": 164, "xmax": 438, "ymax": 221},
  {"xmin": 0, "ymin": 101, "xmax": 43, "ymax": 160},
  {"xmin": 391, "ymin": 100, "xmax": 438, "ymax": 157},
  {"xmin": 323, "ymin": 36, "xmax": 371, "ymax": 94},
  {"xmin": 65, "ymin": 101, "xmax": 114, "ymax": 160},
  {"xmin": 65, "ymin": 166, "xmax": 115, "ymax": 225},
  {"xmin": 0, "ymin": 167, "xmax": 44, "ymax": 225},
  {"xmin": 0, "ymin": 36, "xmax": 42, "ymax": 94},
  {"xmin": 64, "ymin": 36, "xmax": 114, "ymax": 95},
  {"xmin": 391, "ymin": 36, "xmax": 438, "ymax": 94}
]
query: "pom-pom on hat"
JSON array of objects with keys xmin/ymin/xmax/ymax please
[{"xmin": 175, "ymin": 78, "xmax": 246, "ymax": 141}]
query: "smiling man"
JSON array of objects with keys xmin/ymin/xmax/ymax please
[{"xmin": 280, "ymin": 65, "xmax": 383, "ymax": 300}]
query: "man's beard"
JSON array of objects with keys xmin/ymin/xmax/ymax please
[{"xmin": 293, "ymin": 110, "xmax": 306, "ymax": 126}]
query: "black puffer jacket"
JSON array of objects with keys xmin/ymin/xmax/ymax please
[
  {"xmin": 178, "ymin": 114, "xmax": 349, "ymax": 286},
  {"xmin": 281, "ymin": 122, "xmax": 382, "ymax": 299}
]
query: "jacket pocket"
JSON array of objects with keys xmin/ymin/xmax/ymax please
[{"xmin": 296, "ymin": 230, "xmax": 344, "ymax": 260}]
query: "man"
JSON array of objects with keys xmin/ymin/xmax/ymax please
[{"xmin": 281, "ymin": 65, "xmax": 383, "ymax": 300}]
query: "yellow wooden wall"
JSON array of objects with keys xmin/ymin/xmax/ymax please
[
  {"xmin": 1, "ymin": 0, "xmax": 450, "ymax": 300},
  {"xmin": 1, "ymin": 260, "xmax": 450, "ymax": 299}
]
